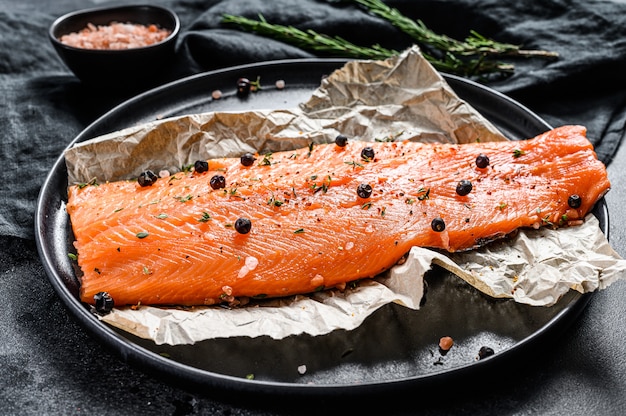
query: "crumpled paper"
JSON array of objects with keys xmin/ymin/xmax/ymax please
[
  {"xmin": 65, "ymin": 46, "xmax": 505, "ymax": 185},
  {"xmin": 65, "ymin": 46, "xmax": 626, "ymax": 345}
]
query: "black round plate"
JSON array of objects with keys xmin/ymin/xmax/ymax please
[{"xmin": 35, "ymin": 59, "xmax": 607, "ymax": 401}]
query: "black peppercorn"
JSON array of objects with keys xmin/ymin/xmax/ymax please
[
  {"xmin": 476, "ymin": 154, "xmax": 490, "ymax": 169},
  {"xmin": 431, "ymin": 217, "xmax": 446, "ymax": 232},
  {"xmin": 456, "ymin": 179, "xmax": 473, "ymax": 196},
  {"xmin": 210, "ymin": 174, "xmax": 226, "ymax": 190},
  {"xmin": 94, "ymin": 291, "xmax": 114, "ymax": 315},
  {"xmin": 194, "ymin": 160, "xmax": 209, "ymax": 173},
  {"xmin": 361, "ymin": 146, "xmax": 375, "ymax": 161},
  {"xmin": 335, "ymin": 134, "xmax": 348, "ymax": 147},
  {"xmin": 568, "ymin": 194, "xmax": 582, "ymax": 208},
  {"xmin": 236, "ymin": 77, "xmax": 251, "ymax": 97},
  {"xmin": 357, "ymin": 183, "xmax": 373, "ymax": 198},
  {"xmin": 478, "ymin": 346, "xmax": 495, "ymax": 360},
  {"xmin": 235, "ymin": 217, "xmax": 252, "ymax": 234},
  {"xmin": 240, "ymin": 153, "xmax": 256, "ymax": 167},
  {"xmin": 137, "ymin": 170, "xmax": 158, "ymax": 187}
]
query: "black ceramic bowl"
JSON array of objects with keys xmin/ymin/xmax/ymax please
[{"xmin": 49, "ymin": 4, "xmax": 180, "ymax": 89}]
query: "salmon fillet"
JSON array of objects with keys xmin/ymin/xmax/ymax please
[{"xmin": 66, "ymin": 125, "xmax": 610, "ymax": 306}]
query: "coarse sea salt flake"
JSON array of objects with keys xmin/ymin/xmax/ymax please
[
  {"xmin": 245, "ymin": 256, "xmax": 259, "ymax": 270},
  {"xmin": 237, "ymin": 266, "xmax": 249, "ymax": 278}
]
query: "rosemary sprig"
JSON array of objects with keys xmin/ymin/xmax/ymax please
[
  {"xmin": 352, "ymin": 0, "xmax": 557, "ymax": 59},
  {"xmin": 222, "ymin": 14, "xmax": 492, "ymax": 76},
  {"xmin": 222, "ymin": 1, "xmax": 557, "ymax": 78},
  {"xmin": 222, "ymin": 14, "xmax": 397, "ymax": 60}
]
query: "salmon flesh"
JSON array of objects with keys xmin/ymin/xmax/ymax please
[{"xmin": 66, "ymin": 125, "xmax": 610, "ymax": 306}]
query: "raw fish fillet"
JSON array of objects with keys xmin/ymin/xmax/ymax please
[{"xmin": 66, "ymin": 125, "xmax": 610, "ymax": 306}]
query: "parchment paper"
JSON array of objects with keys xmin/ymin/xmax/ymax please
[
  {"xmin": 65, "ymin": 46, "xmax": 626, "ymax": 345},
  {"xmin": 65, "ymin": 46, "xmax": 505, "ymax": 184}
]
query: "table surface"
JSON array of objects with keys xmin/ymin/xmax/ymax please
[{"xmin": 2, "ymin": 1, "xmax": 626, "ymax": 415}]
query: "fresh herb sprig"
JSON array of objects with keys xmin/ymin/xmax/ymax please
[
  {"xmin": 353, "ymin": 0, "xmax": 557, "ymax": 59},
  {"xmin": 222, "ymin": 0, "xmax": 558, "ymax": 78},
  {"xmin": 222, "ymin": 14, "xmax": 397, "ymax": 61}
]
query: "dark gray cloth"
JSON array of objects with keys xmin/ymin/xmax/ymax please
[{"xmin": 2, "ymin": 1, "xmax": 626, "ymax": 414}]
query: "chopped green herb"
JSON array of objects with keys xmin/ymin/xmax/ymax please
[
  {"xmin": 197, "ymin": 212, "xmax": 212, "ymax": 222},
  {"xmin": 246, "ymin": 374, "xmax": 255, "ymax": 380},
  {"xmin": 155, "ymin": 213, "xmax": 168, "ymax": 219},
  {"xmin": 136, "ymin": 232, "xmax": 149, "ymax": 239},
  {"xmin": 361, "ymin": 202, "xmax": 373, "ymax": 210},
  {"xmin": 259, "ymin": 152, "xmax": 273, "ymax": 166},
  {"xmin": 114, "ymin": 208, "xmax": 124, "ymax": 213},
  {"xmin": 76, "ymin": 178, "xmax": 99, "ymax": 189},
  {"xmin": 405, "ymin": 198, "xmax": 415, "ymax": 204},
  {"xmin": 267, "ymin": 195, "xmax": 283, "ymax": 207},
  {"xmin": 497, "ymin": 202, "xmax": 508, "ymax": 210},
  {"xmin": 375, "ymin": 131, "xmax": 404, "ymax": 142},
  {"xmin": 67, "ymin": 253, "xmax": 78, "ymax": 261},
  {"xmin": 513, "ymin": 149, "xmax": 525, "ymax": 158},
  {"xmin": 181, "ymin": 163, "xmax": 193, "ymax": 172},
  {"xmin": 142, "ymin": 266, "xmax": 151, "ymax": 275},
  {"xmin": 294, "ymin": 228, "xmax": 305, "ymax": 234},
  {"xmin": 344, "ymin": 160, "xmax": 364, "ymax": 169},
  {"xmin": 175, "ymin": 194, "xmax": 193, "ymax": 203},
  {"xmin": 307, "ymin": 142, "xmax": 314, "ymax": 157},
  {"xmin": 417, "ymin": 187, "xmax": 430, "ymax": 200}
]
